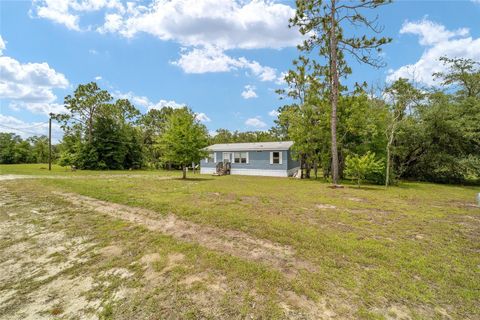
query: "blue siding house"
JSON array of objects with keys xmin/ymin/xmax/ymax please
[{"xmin": 200, "ymin": 141, "xmax": 300, "ymax": 177}]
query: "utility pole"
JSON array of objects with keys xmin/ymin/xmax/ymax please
[{"xmin": 48, "ymin": 113, "xmax": 52, "ymax": 171}]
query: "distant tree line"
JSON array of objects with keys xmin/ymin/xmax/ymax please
[
  {"xmin": 272, "ymin": 56, "xmax": 479, "ymax": 185},
  {"xmin": 1, "ymin": 54, "xmax": 478, "ymax": 185},
  {"xmin": 0, "ymin": 133, "xmax": 56, "ymax": 164}
]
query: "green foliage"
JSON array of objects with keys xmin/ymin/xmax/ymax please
[
  {"xmin": 54, "ymin": 83, "xmax": 145, "ymax": 170},
  {"xmin": 433, "ymin": 56, "xmax": 480, "ymax": 98},
  {"xmin": 290, "ymin": 0, "xmax": 392, "ymax": 184},
  {"xmin": 0, "ymin": 133, "xmax": 55, "ymax": 164},
  {"xmin": 344, "ymin": 152, "xmax": 384, "ymax": 187},
  {"xmin": 156, "ymin": 107, "xmax": 208, "ymax": 178},
  {"xmin": 210, "ymin": 128, "xmax": 277, "ymax": 144},
  {"xmin": 139, "ymin": 107, "xmax": 175, "ymax": 168}
]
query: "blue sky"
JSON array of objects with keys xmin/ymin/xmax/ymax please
[{"xmin": 1, "ymin": 0, "xmax": 479, "ymax": 140}]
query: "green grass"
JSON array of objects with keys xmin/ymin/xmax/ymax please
[
  {"xmin": 0, "ymin": 163, "xmax": 178, "ymax": 176},
  {"xmin": 1, "ymin": 164, "xmax": 479, "ymax": 319}
]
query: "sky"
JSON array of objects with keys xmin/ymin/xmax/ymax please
[{"xmin": 0, "ymin": 0, "xmax": 479, "ymax": 141}]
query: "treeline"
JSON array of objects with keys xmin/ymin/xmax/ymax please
[
  {"xmin": 209, "ymin": 129, "xmax": 277, "ymax": 144},
  {"xmin": 2, "ymin": 60, "xmax": 478, "ymax": 184},
  {"xmin": 0, "ymin": 134, "xmax": 55, "ymax": 164},
  {"xmin": 54, "ymin": 83, "xmax": 207, "ymax": 175},
  {"xmin": 273, "ymin": 56, "xmax": 480, "ymax": 185}
]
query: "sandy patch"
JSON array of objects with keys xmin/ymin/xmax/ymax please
[
  {"xmin": 280, "ymin": 291, "xmax": 337, "ymax": 319},
  {"xmin": 98, "ymin": 245, "xmax": 123, "ymax": 257},
  {"xmin": 56, "ymin": 192, "xmax": 316, "ymax": 277},
  {"xmin": 316, "ymin": 204, "xmax": 337, "ymax": 210}
]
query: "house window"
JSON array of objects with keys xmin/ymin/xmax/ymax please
[
  {"xmin": 223, "ymin": 152, "xmax": 231, "ymax": 162},
  {"xmin": 272, "ymin": 152, "xmax": 280, "ymax": 164},
  {"xmin": 207, "ymin": 153, "xmax": 215, "ymax": 163},
  {"xmin": 234, "ymin": 152, "xmax": 247, "ymax": 164}
]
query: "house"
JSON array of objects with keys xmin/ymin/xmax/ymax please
[{"xmin": 200, "ymin": 141, "xmax": 300, "ymax": 177}]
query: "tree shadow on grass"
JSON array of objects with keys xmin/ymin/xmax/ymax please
[{"xmin": 172, "ymin": 177, "xmax": 214, "ymax": 182}]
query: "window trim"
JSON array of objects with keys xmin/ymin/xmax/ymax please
[
  {"xmin": 270, "ymin": 151, "xmax": 282, "ymax": 165},
  {"xmin": 233, "ymin": 151, "xmax": 248, "ymax": 164}
]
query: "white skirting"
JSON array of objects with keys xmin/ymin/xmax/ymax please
[
  {"xmin": 230, "ymin": 168, "xmax": 288, "ymax": 177},
  {"xmin": 200, "ymin": 167, "xmax": 290, "ymax": 177},
  {"xmin": 200, "ymin": 167, "xmax": 216, "ymax": 174}
]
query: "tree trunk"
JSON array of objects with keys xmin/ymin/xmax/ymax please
[
  {"xmin": 385, "ymin": 125, "xmax": 395, "ymax": 187},
  {"xmin": 329, "ymin": 1, "xmax": 340, "ymax": 186},
  {"xmin": 314, "ymin": 160, "xmax": 318, "ymax": 179},
  {"xmin": 88, "ymin": 117, "xmax": 93, "ymax": 143},
  {"xmin": 182, "ymin": 165, "xmax": 187, "ymax": 179},
  {"xmin": 305, "ymin": 162, "xmax": 311, "ymax": 179},
  {"xmin": 300, "ymin": 155, "xmax": 304, "ymax": 179}
]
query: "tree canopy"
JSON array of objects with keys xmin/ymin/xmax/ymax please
[{"xmin": 156, "ymin": 108, "xmax": 209, "ymax": 179}]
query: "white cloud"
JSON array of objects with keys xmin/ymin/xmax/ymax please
[
  {"xmin": 268, "ymin": 109, "xmax": 279, "ymax": 117},
  {"xmin": 31, "ymin": 0, "xmax": 125, "ymax": 31},
  {"xmin": 400, "ymin": 18, "xmax": 469, "ymax": 46},
  {"xmin": 113, "ymin": 90, "xmax": 186, "ymax": 111},
  {"xmin": 32, "ymin": 0, "xmax": 300, "ymax": 50},
  {"xmin": 113, "ymin": 91, "xmax": 150, "ymax": 108},
  {"xmin": 172, "ymin": 46, "xmax": 282, "ymax": 82},
  {"xmin": 0, "ymin": 35, "xmax": 6, "ymax": 55},
  {"xmin": 471, "ymin": 0, "xmax": 480, "ymax": 4},
  {"xmin": 0, "ymin": 113, "xmax": 63, "ymax": 141},
  {"xmin": 96, "ymin": 0, "xmax": 300, "ymax": 50},
  {"xmin": 241, "ymin": 85, "xmax": 257, "ymax": 99},
  {"xmin": 149, "ymin": 99, "xmax": 185, "ymax": 110},
  {"xmin": 31, "ymin": 1, "xmax": 297, "ymax": 83},
  {"xmin": 387, "ymin": 19, "xmax": 480, "ymax": 86},
  {"xmin": 0, "ymin": 39, "xmax": 69, "ymax": 103},
  {"xmin": 172, "ymin": 46, "xmax": 236, "ymax": 73},
  {"xmin": 97, "ymin": 13, "xmax": 123, "ymax": 33},
  {"xmin": 195, "ymin": 112, "xmax": 211, "ymax": 122},
  {"xmin": 94, "ymin": 75, "xmax": 102, "ymax": 80},
  {"xmin": 9, "ymin": 101, "xmax": 66, "ymax": 115},
  {"xmin": 245, "ymin": 116, "xmax": 266, "ymax": 128}
]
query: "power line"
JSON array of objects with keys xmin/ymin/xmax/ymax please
[
  {"xmin": 0, "ymin": 122, "xmax": 48, "ymax": 130},
  {"xmin": 0, "ymin": 124, "xmax": 48, "ymax": 135}
]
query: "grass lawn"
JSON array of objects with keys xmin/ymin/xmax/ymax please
[{"xmin": 1, "ymin": 164, "xmax": 479, "ymax": 319}]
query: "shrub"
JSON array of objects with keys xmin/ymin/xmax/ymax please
[{"xmin": 345, "ymin": 152, "xmax": 384, "ymax": 187}]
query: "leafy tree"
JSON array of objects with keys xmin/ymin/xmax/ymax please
[
  {"xmin": 56, "ymin": 83, "xmax": 143, "ymax": 170},
  {"xmin": 58, "ymin": 82, "xmax": 112, "ymax": 143},
  {"xmin": 139, "ymin": 107, "xmax": 175, "ymax": 168},
  {"xmin": 0, "ymin": 133, "xmax": 21, "ymax": 164},
  {"xmin": 209, "ymin": 129, "xmax": 277, "ymax": 144},
  {"xmin": 291, "ymin": 0, "xmax": 392, "ymax": 185},
  {"xmin": 345, "ymin": 151, "xmax": 384, "ymax": 187},
  {"xmin": 383, "ymin": 78, "xmax": 423, "ymax": 187},
  {"xmin": 157, "ymin": 108, "xmax": 209, "ymax": 179},
  {"xmin": 276, "ymin": 55, "xmax": 325, "ymax": 178},
  {"xmin": 434, "ymin": 57, "xmax": 480, "ymax": 98},
  {"xmin": 29, "ymin": 136, "xmax": 49, "ymax": 163}
]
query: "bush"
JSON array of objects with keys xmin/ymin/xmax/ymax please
[{"xmin": 345, "ymin": 152, "xmax": 384, "ymax": 187}]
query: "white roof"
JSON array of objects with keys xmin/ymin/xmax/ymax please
[{"xmin": 205, "ymin": 141, "xmax": 294, "ymax": 151}]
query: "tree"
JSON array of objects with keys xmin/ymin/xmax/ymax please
[
  {"xmin": 434, "ymin": 57, "xmax": 480, "ymax": 99},
  {"xmin": 29, "ymin": 136, "xmax": 49, "ymax": 163},
  {"xmin": 140, "ymin": 107, "xmax": 175, "ymax": 168},
  {"xmin": 56, "ymin": 83, "xmax": 144, "ymax": 170},
  {"xmin": 0, "ymin": 133, "xmax": 21, "ymax": 164},
  {"xmin": 291, "ymin": 0, "xmax": 392, "ymax": 185},
  {"xmin": 157, "ymin": 108, "xmax": 209, "ymax": 179},
  {"xmin": 383, "ymin": 78, "xmax": 423, "ymax": 187},
  {"xmin": 58, "ymin": 82, "xmax": 112, "ymax": 143},
  {"xmin": 276, "ymin": 55, "xmax": 325, "ymax": 179},
  {"xmin": 344, "ymin": 151, "xmax": 384, "ymax": 187}
]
